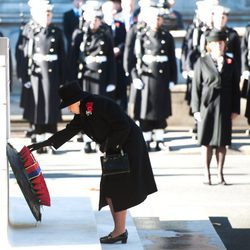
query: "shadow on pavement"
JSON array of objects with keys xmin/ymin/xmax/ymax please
[{"xmin": 210, "ymin": 216, "xmax": 250, "ymax": 250}]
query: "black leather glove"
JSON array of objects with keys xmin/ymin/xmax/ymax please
[{"xmin": 27, "ymin": 140, "xmax": 50, "ymax": 152}]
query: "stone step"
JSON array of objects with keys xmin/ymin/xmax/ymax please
[
  {"xmin": 8, "ymin": 176, "xmax": 143, "ymax": 249},
  {"xmin": 8, "ymin": 178, "xmax": 102, "ymax": 249},
  {"xmin": 6, "ymin": 139, "xmax": 236, "ymax": 249}
]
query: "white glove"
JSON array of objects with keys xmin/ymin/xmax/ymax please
[
  {"xmin": 182, "ymin": 71, "xmax": 188, "ymax": 79},
  {"xmin": 169, "ymin": 81, "xmax": 175, "ymax": 90},
  {"xmin": 193, "ymin": 112, "xmax": 201, "ymax": 122},
  {"xmin": 113, "ymin": 47, "xmax": 120, "ymax": 56},
  {"xmin": 133, "ymin": 78, "xmax": 144, "ymax": 90},
  {"xmin": 188, "ymin": 70, "xmax": 194, "ymax": 78},
  {"xmin": 106, "ymin": 84, "xmax": 116, "ymax": 92},
  {"xmin": 242, "ymin": 71, "xmax": 250, "ymax": 80},
  {"xmin": 24, "ymin": 81, "xmax": 32, "ymax": 89}
]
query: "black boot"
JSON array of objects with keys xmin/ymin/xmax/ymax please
[
  {"xmin": 146, "ymin": 141, "xmax": 152, "ymax": 152},
  {"xmin": 155, "ymin": 142, "xmax": 161, "ymax": 151},
  {"xmin": 84, "ymin": 142, "xmax": 91, "ymax": 153},
  {"xmin": 155, "ymin": 141, "xmax": 169, "ymax": 151}
]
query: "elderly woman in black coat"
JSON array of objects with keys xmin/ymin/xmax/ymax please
[
  {"xmin": 28, "ymin": 81, "xmax": 157, "ymax": 244},
  {"xmin": 191, "ymin": 29, "xmax": 240, "ymax": 185}
]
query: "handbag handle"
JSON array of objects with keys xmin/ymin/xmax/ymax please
[{"xmin": 103, "ymin": 149, "xmax": 124, "ymax": 158}]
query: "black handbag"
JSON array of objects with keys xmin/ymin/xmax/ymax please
[{"xmin": 100, "ymin": 150, "xmax": 130, "ymax": 176}]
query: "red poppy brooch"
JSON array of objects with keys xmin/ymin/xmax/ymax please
[
  {"xmin": 86, "ymin": 102, "xmax": 94, "ymax": 116},
  {"xmin": 226, "ymin": 58, "xmax": 232, "ymax": 64}
]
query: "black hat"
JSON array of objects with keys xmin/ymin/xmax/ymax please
[
  {"xmin": 58, "ymin": 82, "xmax": 84, "ymax": 109},
  {"xmin": 206, "ymin": 29, "xmax": 227, "ymax": 42}
]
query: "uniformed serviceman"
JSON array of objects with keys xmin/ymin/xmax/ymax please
[
  {"xmin": 16, "ymin": 0, "xmax": 66, "ymax": 153},
  {"xmin": 63, "ymin": 0, "xmax": 85, "ymax": 82},
  {"xmin": 159, "ymin": 0, "xmax": 184, "ymax": 30},
  {"xmin": 68, "ymin": 0, "xmax": 116, "ymax": 153},
  {"xmin": 63, "ymin": 0, "xmax": 85, "ymax": 53},
  {"xmin": 102, "ymin": 0, "xmax": 129, "ymax": 111},
  {"xmin": 241, "ymin": 22, "xmax": 250, "ymax": 134},
  {"xmin": 130, "ymin": 4, "xmax": 177, "ymax": 151}
]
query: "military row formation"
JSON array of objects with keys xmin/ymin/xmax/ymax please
[{"xmin": 8, "ymin": 0, "xmax": 250, "ymax": 153}]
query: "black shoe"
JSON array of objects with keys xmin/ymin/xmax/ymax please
[
  {"xmin": 100, "ymin": 230, "xmax": 128, "ymax": 244},
  {"xmin": 84, "ymin": 142, "xmax": 96, "ymax": 153},
  {"xmin": 84, "ymin": 142, "xmax": 92, "ymax": 153},
  {"xmin": 155, "ymin": 142, "xmax": 162, "ymax": 151}
]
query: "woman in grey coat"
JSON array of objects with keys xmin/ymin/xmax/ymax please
[
  {"xmin": 191, "ymin": 29, "xmax": 240, "ymax": 185},
  {"xmin": 28, "ymin": 81, "xmax": 157, "ymax": 244}
]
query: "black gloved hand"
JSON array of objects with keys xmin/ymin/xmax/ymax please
[{"xmin": 27, "ymin": 140, "xmax": 50, "ymax": 152}]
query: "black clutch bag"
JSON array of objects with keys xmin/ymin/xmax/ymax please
[{"xmin": 100, "ymin": 150, "xmax": 130, "ymax": 176}]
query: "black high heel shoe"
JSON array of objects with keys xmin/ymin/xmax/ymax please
[{"xmin": 100, "ymin": 230, "xmax": 128, "ymax": 244}]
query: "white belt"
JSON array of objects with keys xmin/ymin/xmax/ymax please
[
  {"xmin": 142, "ymin": 55, "xmax": 168, "ymax": 64},
  {"xmin": 85, "ymin": 55, "xmax": 107, "ymax": 64},
  {"xmin": 33, "ymin": 53, "xmax": 58, "ymax": 62}
]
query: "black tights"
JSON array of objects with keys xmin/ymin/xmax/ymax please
[{"xmin": 202, "ymin": 145, "xmax": 226, "ymax": 181}]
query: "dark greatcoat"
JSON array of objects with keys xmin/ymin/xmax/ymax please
[
  {"xmin": 191, "ymin": 54, "xmax": 240, "ymax": 146},
  {"xmin": 131, "ymin": 26, "xmax": 177, "ymax": 121},
  {"xmin": 48, "ymin": 93, "xmax": 158, "ymax": 212},
  {"xmin": 110, "ymin": 20, "xmax": 130, "ymax": 109},
  {"xmin": 224, "ymin": 27, "xmax": 242, "ymax": 73},
  {"xmin": 31, "ymin": 24, "xmax": 65, "ymax": 124},
  {"xmin": 123, "ymin": 22, "xmax": 146, "ymax": 118},
  {"xmin": 241, "ymin": 23, "xmax": 250, "ymax": 119},
  {"xmin": 69, "ymin": 23, "xmax": 116, "ymax": 96},
  {"xmin": 63, "ymin": 9, "xmax": 83, "ymax": 52},
  {"xmin": 123, "ymin": 23, "xmax": 142, "ymax": 77},
  {"xmin": 15, "ymin": 22, "xmax": 65, "ymax": 125},
  {"xmin": 15, "ymin": 21, "xmax": 35, "ymax": 112}
]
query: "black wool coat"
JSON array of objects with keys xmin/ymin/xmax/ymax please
[
  {"xmin": 191, "ymin": 54, "xmax": 240, "ymax": 146},
  {"xmin": 48, "ymin": 93, "xmax": 157, "ymax": 212}
]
